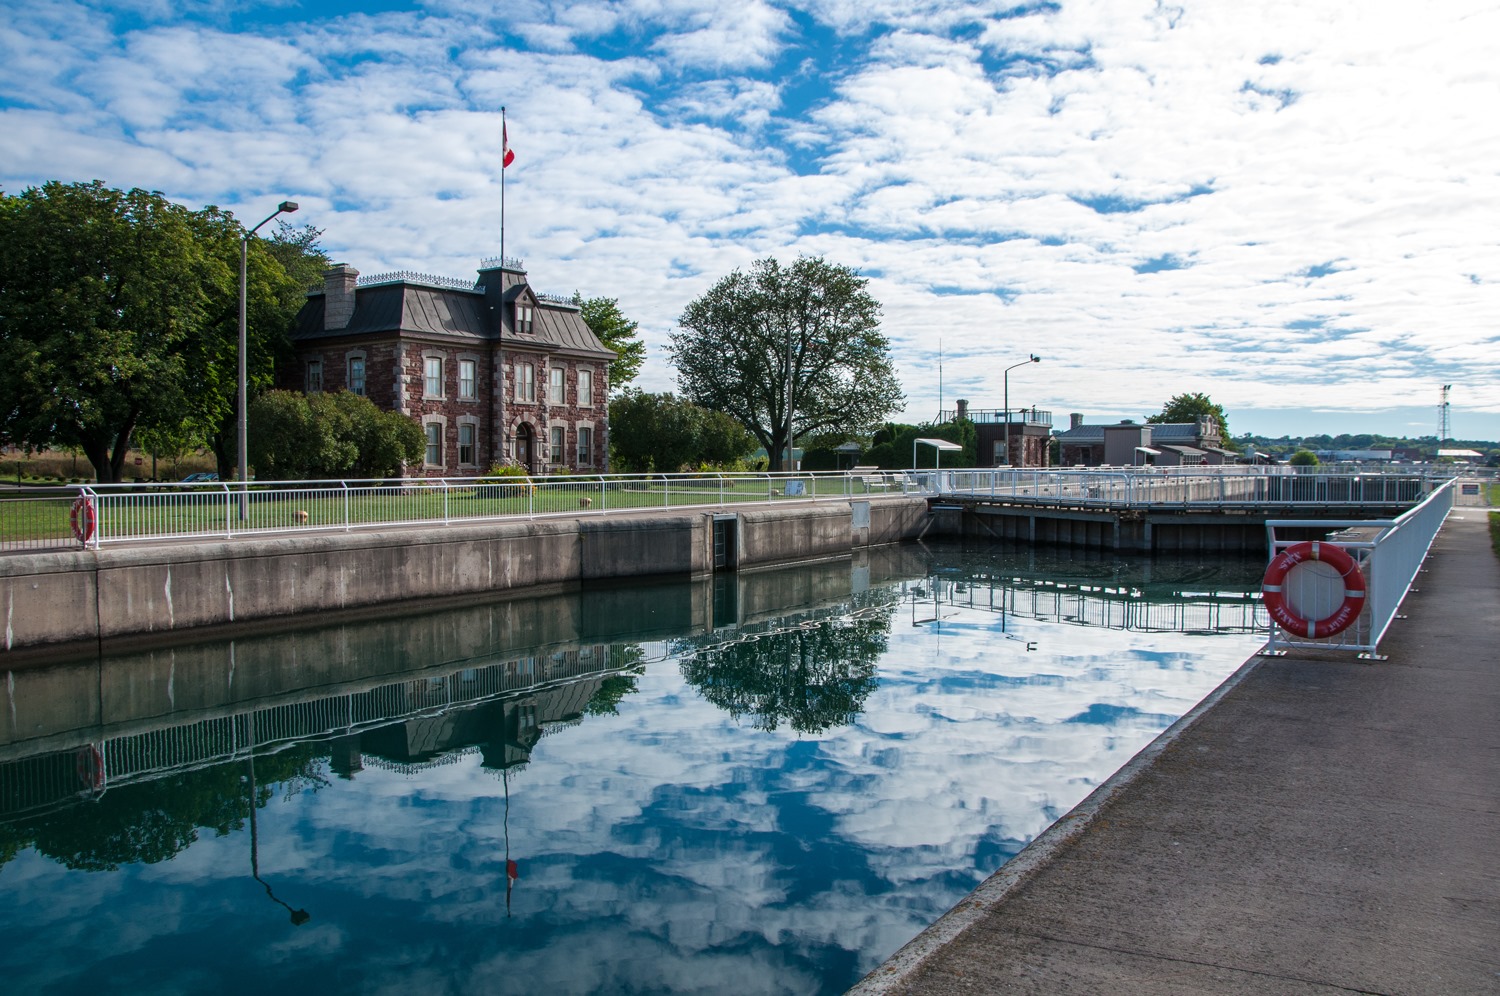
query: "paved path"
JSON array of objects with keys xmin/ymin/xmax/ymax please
[{"xmin": 853, "ymin": 510, "xmax": 1499, "ymax": 994}]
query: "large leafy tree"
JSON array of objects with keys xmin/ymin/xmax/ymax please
[
  {"xmin": 576, "ymin": 295, "xmax": 645, "ymax": 391},
  {"xmin": 671, "ymin": 255, "xmax": 904, "ymax": 471},
  {"xmin": 248, "ymin": 389, "xmax": 423, "ymax": 480},
  {"xmin": 1147, "ymin": 392, "xmax": 1232, "ymax": 445},
  {"xmin": 0, "ymin": 181, "xmax": 304, "ymax": 482},
  {"xmin": 608, "ymin": 390, "xmax": 755, "ymax": 472}
]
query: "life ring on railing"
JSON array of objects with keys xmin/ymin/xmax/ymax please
[
  {"xmin": 76, "ymin": 744, "xmax": 104, "ymax": 791},
  {"xmin": 69, "ymin": 495, "xmax": 96, "ymax": 544},
  {"xmin": 1261, "ymin": 540, "xmax": 1366, "ymax": 639}
]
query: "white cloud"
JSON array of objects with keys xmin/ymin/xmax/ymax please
[{"xmin": 2, "ymin": 0, "xmax": 1497, "ymax": 435}]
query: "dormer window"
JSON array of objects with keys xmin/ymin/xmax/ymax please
[{"xmin": 515, "ymin": 301, "xmax": 534, "ymax": 334}]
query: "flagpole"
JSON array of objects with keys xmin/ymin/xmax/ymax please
[
  {"xmin": 500, "ymin": 105, "xmax": 507, "ymax": 272},
  {"xmin": 500, "ymin": 106, "xmax": 508, "ymax": 464}
]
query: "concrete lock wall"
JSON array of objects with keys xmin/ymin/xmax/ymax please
[
  {"xmin": 2, "ymin": 541, "xmax": 939, "ymax": 756},
  {"xmin": 1, "ymin": 499, "xmax": 932, "ymax": 656}
]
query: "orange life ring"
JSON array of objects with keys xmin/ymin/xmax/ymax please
[
  {"xmin": 1261, "ymin": 540, "xmax": 1366, "ymax": 639},
  {"xmin": 69, "ymin": 495, "xmax": 96, "ymax": 544}
]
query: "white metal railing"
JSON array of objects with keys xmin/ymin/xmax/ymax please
[
  {"xmin": 1261, "ymin": 479, "xmax": 1456, "ymax": 659},
  {"xmin": 0, "ymin": 486, "xmax": 81, "ymax": 552},
  {"xmin": 937, "ymin": 469, "xmax": 1435, "ymax": 509},
  {"xmin": 50, "ymin": 471, "xmax": 921, "ymax": 549},
  {"xmin": 9, "ymin": 466, "xmax": 1480, "ymax": 553}
]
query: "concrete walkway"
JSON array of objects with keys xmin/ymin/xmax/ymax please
[{"xmin": 853, "ymin": 510, "xmax": 1500, "ymax": 995}]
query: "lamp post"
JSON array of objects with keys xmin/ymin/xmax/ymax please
[
  {"xmin": 783, "ymin": 329, "xmax": 795, "ymax": 473},
  {"xmin": 1002, "ymin": 354, "xmax": 1040, "ymax": 468},
  {"xmin": 238, "ymin": 201, "xmax": 298, "ymax": 517}
]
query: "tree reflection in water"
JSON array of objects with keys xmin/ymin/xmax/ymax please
[
  {"xmin": 2, "ymin": 744, "xmax": 327, "ymax": 873},
  {"xmin": 676, "ymin": 605, "xmax": 894, "ymax": 734}
]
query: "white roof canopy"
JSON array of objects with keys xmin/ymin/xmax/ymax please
[{"xmin": 913, "ymin": 437, "xmax": 963, "ymax": 469}]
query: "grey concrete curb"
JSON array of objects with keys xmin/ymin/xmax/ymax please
[{"xmin": 847, "ymin": 645, "xmax": 1271, "ymax": 994}]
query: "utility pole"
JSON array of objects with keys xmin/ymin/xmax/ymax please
[{"xmin": 1439, "ymin": 384, "xmax": 1452, "ymax": 444}]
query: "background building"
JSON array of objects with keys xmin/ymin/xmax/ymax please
[{"xmin": 1055, "ymin": 414, "xmax": 1234, "ymax": 466}]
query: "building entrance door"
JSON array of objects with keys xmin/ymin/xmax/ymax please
[{"xmin": 516, "ymin": 425, "xmax": 534, "ymax": 473}]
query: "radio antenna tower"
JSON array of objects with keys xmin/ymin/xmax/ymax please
[
  {"xmin": 1439, "ymin": 384, "xmax": 1452, "ymax": 443},
  {"xmin": 937, "ymin": 339, "xmax": 943, "ymax": 421}
]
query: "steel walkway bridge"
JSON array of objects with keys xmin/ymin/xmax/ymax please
[{"xmin": 922, "ymin": 469, "xmax": 1440, "ymax": 552}]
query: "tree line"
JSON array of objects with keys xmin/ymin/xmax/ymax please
[{"xmin": 2, "ymin": 182, "xmax": 911, "ymax": 482}]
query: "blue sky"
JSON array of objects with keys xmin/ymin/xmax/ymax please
[{"xmin": 3, "ymin": 0, "xmax": 1497, "ymax": 441}]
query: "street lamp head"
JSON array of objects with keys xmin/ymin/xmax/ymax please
[
  {"xmin": 278, "ymin": 201, "xmax": 299, "ymax": 214},
  {"xmin": 1030, "ymin": 354, "xmax": 1041, "ymax": 363}
]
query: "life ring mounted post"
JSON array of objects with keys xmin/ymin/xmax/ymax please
[
  {"xmin": 1261, "ymin": 540, "xmax": 1368, "ymax": 640},
  {"xmin": 69, "ymin": 493, "xmax": 97, "ymax": 547}
]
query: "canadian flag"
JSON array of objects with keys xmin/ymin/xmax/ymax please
[{"xmin": 503, "ymin": 122, "xmax": 516, "ymax": 169}]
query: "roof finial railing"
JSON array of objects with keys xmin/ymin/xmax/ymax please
[{"xmin": 357, "ymin": 270, "xmax": 479, "ymax": 290}]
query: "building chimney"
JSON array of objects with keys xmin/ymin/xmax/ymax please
[
  {"xmin": 1070, "ymin": 412, "xmax": 1084, "ymax": 430},
  {"xmin": 956, "ymin": 399, "xmax": 968, "ymax": 420},
  {"xmin": 323, "ymin": 264, "xmax": 359, "ymax": 330}
]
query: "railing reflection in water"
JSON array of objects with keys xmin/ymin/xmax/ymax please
[
  {"xmin": 905, "ymin": 574, "xmax": 1266, "ymax": 635},
  {"xmin": 0, "ymin": 647, "xmax": 612, "ymax": 821}
]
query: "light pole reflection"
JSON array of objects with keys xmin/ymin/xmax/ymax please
[{"xmin": 245, "ymin": 753, "xmax": 310, "ymax": 926}]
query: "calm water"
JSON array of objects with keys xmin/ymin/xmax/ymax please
[{"xmin": 1, "ymin": 542, "xmax": 1267, "ymax": 995}]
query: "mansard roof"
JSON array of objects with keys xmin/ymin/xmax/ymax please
[{"xmin": 293, "ymin": 263, "xmax": 615, "ymax": 361}]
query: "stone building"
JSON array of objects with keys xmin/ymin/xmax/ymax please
[
  {"xmin": 940, "ymin": 401, "xmax": 1053, "ymax": 467},
  {"xmin": 286, "ymin": 258, "xmax": 615, "ymax": 477}
]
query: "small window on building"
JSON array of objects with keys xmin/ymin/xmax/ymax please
[
  {"xmin": 458, "ymin": 423, "xmax": 476, "ymax": 466},
  {"xmin": 578, "ymin": 426, "xmax": 593, "ymax": 467},
  {"xmin": 306, "ymin": 359, "xmax": 322, "ymax": 393},
  {"xmin": 578, "ymin": 369, "xmax": 593, "ymax": 407},
  {"xmin": 515, "ymin": 302, "xmax": 534, "ymax": 335},
  {"xmin": 550, "ymin": 425, "xmax": 565, "ymax": 464},
  {"xmin": 459, "ymin": 359, "xmax": 476, "ymax": 400},
  {"xmin": 549, "ymin": 366, "xmax": 565, "ymax": 402},
  {"xmin": 517, "ymin": 362, "xmax": 536, "ymax": 403},
  {"xmin": 424, "ymin": 357, "xmax": 443, "ymax": 398},
  {"xmin": 348, "ymin": 357, "xmax": 365, "ymax": 396},
  {"xmin": 425, "ymin": 422, "xmax": 442, "ymax": 467}
]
